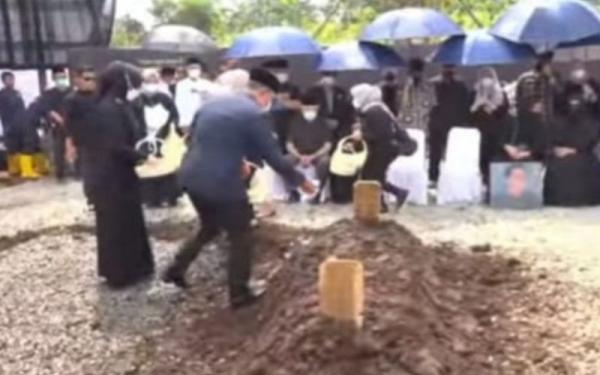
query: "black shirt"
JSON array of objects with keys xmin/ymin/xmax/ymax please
[{"xmin": 288, "ymin": 113, "xmax": 332, "ymax": 155}]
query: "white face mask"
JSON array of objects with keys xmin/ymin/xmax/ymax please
[
  {"xmin": 127, "ymin": 89, "xmax": 141, "ymax": 102},
  {"xmin": 303, "ymin": 110, "xmax": 317, "ymax": 122},
  {"xmin": 143, "ymin": 83, "xmax": 160, "ymax": 94},
  {"xmin": 55, "ymin": 78, "xmax": 70, "ymax": 90},
  {"xmin": 321, "ymin": 76, "xmax": 335, "ymax": 86},
  {"xmin": 188, "ymin": 68, "xmax": 202, "ymax": 79},
  {"xmin": 571, "ymin": 69, "xmax": 587, "ymax": 82},
  {"xmin": 275, "ymin": 72, "xmax": 289, "ymax": 83}
]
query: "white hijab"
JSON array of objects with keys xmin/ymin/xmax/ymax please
[
  {"xmin": 471, "ymin": 67, "xmax": 505, "ymax": 113},
  {"xmin": 350, "ymin": 83, "xmax": 383, "ymax": 112}
]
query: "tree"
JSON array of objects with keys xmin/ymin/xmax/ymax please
[
  {"xmin": 111, "ymin": 15, "xmax": 147, "ymax": 47},
  {"xmin": 150, "ymin": 0, "xmax": 215, "ymax": 34}
]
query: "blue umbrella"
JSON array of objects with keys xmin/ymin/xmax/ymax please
[
  {"xmin": 432, "ymin": 30, "xmax": 536, "ymax": 66},
  {"xmin": 317, "ymin": 41, "xmax": 404, "ymax": 72},
  {"xmin": 559, "ymin": 33, "xmax": 600, "ymax": 48},
  {"xmin": 490, "ymin": 0, "xmax": 600, "ymax": 46},
  {"xmin": 225, "ymin": 26, "xmax": 320, "ymax": 59},
  {"xmin": 361, "ymin": 7, "xmax": 463, "ymax": 41}
]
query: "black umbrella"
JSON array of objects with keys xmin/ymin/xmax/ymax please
[{"xmin": 143, "ymin": 24, "xmax": 218, "ymax": 54}]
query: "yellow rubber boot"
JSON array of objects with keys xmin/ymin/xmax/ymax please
[
  {"xmin": 33, "ymin": 152, "xmax": 50, "ymax": 175},
  {"xmin": 7, "ymin": 154, "xmax": 21, "ymax": 177},
  {"xmin": 19, "ymin": 155, "xmax": 40, "ymax": 180}
]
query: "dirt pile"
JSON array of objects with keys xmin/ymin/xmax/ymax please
[{"xmin": 145, "ymin": 219, "xmax": 537, "ymax": 375}]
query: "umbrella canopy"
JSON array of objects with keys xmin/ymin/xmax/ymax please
[
  {"xmin": 490, "ymin": 0, "xmax": 600, "ymax": 46},
  {"xmin": 225, "ymin": 26, "xmax": 320, "ymax": 59},
  {"xmin": 432, "ymin": 30, "xmax": 536, "ymax": 66},
  {"xmin": 317, "ymin": 41, "xmax": 404, "ymax": 72},
  {"xmin": 143, "ymin": 25, "xmax": 218, "ymax": 54},
  {"xmin": 558, "ymin": 33, "xmax": 600, "ymax": 48},
  {"xmin": 361, "ymin": 7, "xmax": 463, "ymax": 41}
]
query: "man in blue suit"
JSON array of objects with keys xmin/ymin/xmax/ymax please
[{"xmin": 163, "ymin": 68, "xmax": 315, "ymax": 309}]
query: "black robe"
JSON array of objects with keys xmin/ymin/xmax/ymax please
[
  {"xmin": 544, "ymin": 108, "xmax": 600, "ymax": 207},
  {"xmin": 469, "ymin": 94, "xmax": 511, "ymax": 184},
  {"xmin": 73, "ymin": 91, "xmax": 154, "ymax": 288}
]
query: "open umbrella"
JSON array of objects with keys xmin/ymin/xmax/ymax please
[
  {"xmin": 317, "ymin": 41, "xmax": 404, "ymax": 72},
  {"xmin": 143, "ymin": 25, "xmax": 218, "ymax": 54},
  {"xmin": 490, "ymin": 0, "xmax": 600, "ymax": 46},
  {"xmin": 225, "ymin": 26, "xmax": 320, "ymax": 59},
  {"xmin": 432, "ymin": 30, "xmax": 536, "ymax": 66},
  {"xmin": 361, "ymin": 7, "xmax": 463, "ymax": 42}
]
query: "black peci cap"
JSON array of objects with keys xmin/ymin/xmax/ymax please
[
  {"xmin": 300, "ymin": 90, "xmax": 319, "ymax": 106},
  {"xmin": 249, "ymin": 68, "xmax": 280, "ymax": 93}
]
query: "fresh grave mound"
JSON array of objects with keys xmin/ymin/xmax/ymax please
[{"xmin": 147, "ymin": 219, "xmax": 532, "ymax": 375}]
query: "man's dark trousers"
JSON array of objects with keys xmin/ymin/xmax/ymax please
[{"xmin": 169, "ymin": 193, "xmax": 255, "ymax": 300}]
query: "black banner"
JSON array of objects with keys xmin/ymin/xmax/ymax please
[{"xmin": 0, "ymin": 0, "xmax": 115, "ymax": 69}]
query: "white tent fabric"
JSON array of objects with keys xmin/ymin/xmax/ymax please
[
  {"xmin": 387, "ymin": 128, "xmax": 428, "ymax": 205},
  {"xmin": 437, "ymin": 127, "xmax": 483, "ymax": 205}
]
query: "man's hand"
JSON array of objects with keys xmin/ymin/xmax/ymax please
[
  {"xmin": 299, "ymin": 179, "xmax": 317, "ymax": 196},
  {"xmin": 49, "ymin": 111, "xmax": 65, "ymax": 126},
  {"xmin": 504, "ymin": 145, "xmax": 520, "ymax": 159},
  {"xmin": 351, "ymin": 128, "xmax": 363, "ymax": 141},
  {"xmin": 65, "ymin": 138, "xmax": 77, "ymax": 164},
  {"xmin": 530, "ymin": 102, "xmax": 544, "ymax": 114},
  {"xmin": 554, "ymin": 147, "xmax": 577, "ymax": 158}
]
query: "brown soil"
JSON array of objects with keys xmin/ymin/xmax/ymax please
[{"xmin": 142, "ymin": 219, "xmax": 560, "ymax": 375}]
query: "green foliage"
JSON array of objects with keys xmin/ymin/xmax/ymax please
[
  {"xmin": 150, "ymin": 0, "xmax": 215, "ymax": 33},
  {"xmin": 115, "ymin": 0, "xmax": 525, "ymax": 47},
  {"xmin": 111, "ymin": 15, "xmax": 147, "ymax": 47}
]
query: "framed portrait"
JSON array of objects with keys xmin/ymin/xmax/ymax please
[{"xmin": 490, "ymin": 162, "xmax": 545, "ymax": 210}]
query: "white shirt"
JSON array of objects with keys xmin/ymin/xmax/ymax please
[{"xmin": 174, "ymin": 78, "xmax": 215, "ymax": 127}]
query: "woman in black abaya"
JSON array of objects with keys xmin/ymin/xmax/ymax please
[
  {"xmin": 545, "ymin": 82, "xmax": 600, "ymax": 207},
  {"xmin": 73, "ymin": 62, "xmax": 154, "ymax": 288}
]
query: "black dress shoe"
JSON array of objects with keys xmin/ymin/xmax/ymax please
[
  {"xmin": 231, "ymin": 292, "xmax": 264, "ymax": 310},
  {"xmin": 395, "ymin": 189, "xmax": 409, "ymax": 210},
  {"xmin": 162, "ymin": 270, "xmax": 189, "ymax": 289},
  {"xmin": 230, "ymin": 285, "xmax": 266, "ymax": 310}
]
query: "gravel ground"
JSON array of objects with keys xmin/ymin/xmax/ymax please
[{"xmin": 0, "ymin": 180, "xmax": 599, "ymax": 374}]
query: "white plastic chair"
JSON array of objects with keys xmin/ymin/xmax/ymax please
[
  {"xmin": 386, "ymin": 129, "xmax": 428, "ymax": 205},
  {"xmin": 437, "ymin": 127, "xmax": 482, "ymax": 205}
]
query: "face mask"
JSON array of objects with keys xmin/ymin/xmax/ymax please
[
  {"xmin": 188, "ymin": 68, "xmax": 202, "ymax": 79},
  {"xmin": 143, "ymin": 83, "xmax": 160, "ymax": 94},
  {"xmin": 481, "ymin": 77, "xmax": 495, "ymax": 88},
  {"xmin": 275, "ymin": 72, "xmax": 289, "ymax": 83},
  {"xmin": 303, "ymin": 110, "xmax": 317, "ymax": 122},
  {"xmin": 55, "ymin": 78, "xmax": 69, "ymax": 90},
  {"xmin": 127, "ymin": 89, "xmax": 141, "ymax": 102},
  {"xmin": 571, "ymin": 69, "xmax": 587, "ymax": 82},
  {"xmin": 321, "ymin": 76, "xmax": 335, "ymax": 86}
]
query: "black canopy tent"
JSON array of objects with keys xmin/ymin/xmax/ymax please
[{"xmin": 0, "ymin": 0, "xmax": 115, "ymax": 86}]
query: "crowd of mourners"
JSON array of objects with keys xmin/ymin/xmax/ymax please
[{"xmin": 0, "ymin": 54, "xmax": 599, "ymax": 305}]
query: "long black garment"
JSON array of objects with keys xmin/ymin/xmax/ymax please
[
  {"xmin": 469, "ymin": 94, "xmax": 510, "ymax": 184},
  {"xmin": 544, "ymin": 107, "xmax": 600, "ymax": 207},
  {"xmin": 70, "ymin": 65, "xmax": 154, "ymax": 288},
  {"xmin": 428, "ymin": 78, "xmax": 471, "ymax": 182}
]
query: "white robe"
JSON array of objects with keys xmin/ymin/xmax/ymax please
[{"xmin": 174, "ymin": 78, "xmax": 215, "ymax": 127}]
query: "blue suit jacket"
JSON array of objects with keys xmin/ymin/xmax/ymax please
[{"xmin": 179, "ymin": 94, "xmax": 304, "ymax": 203}]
